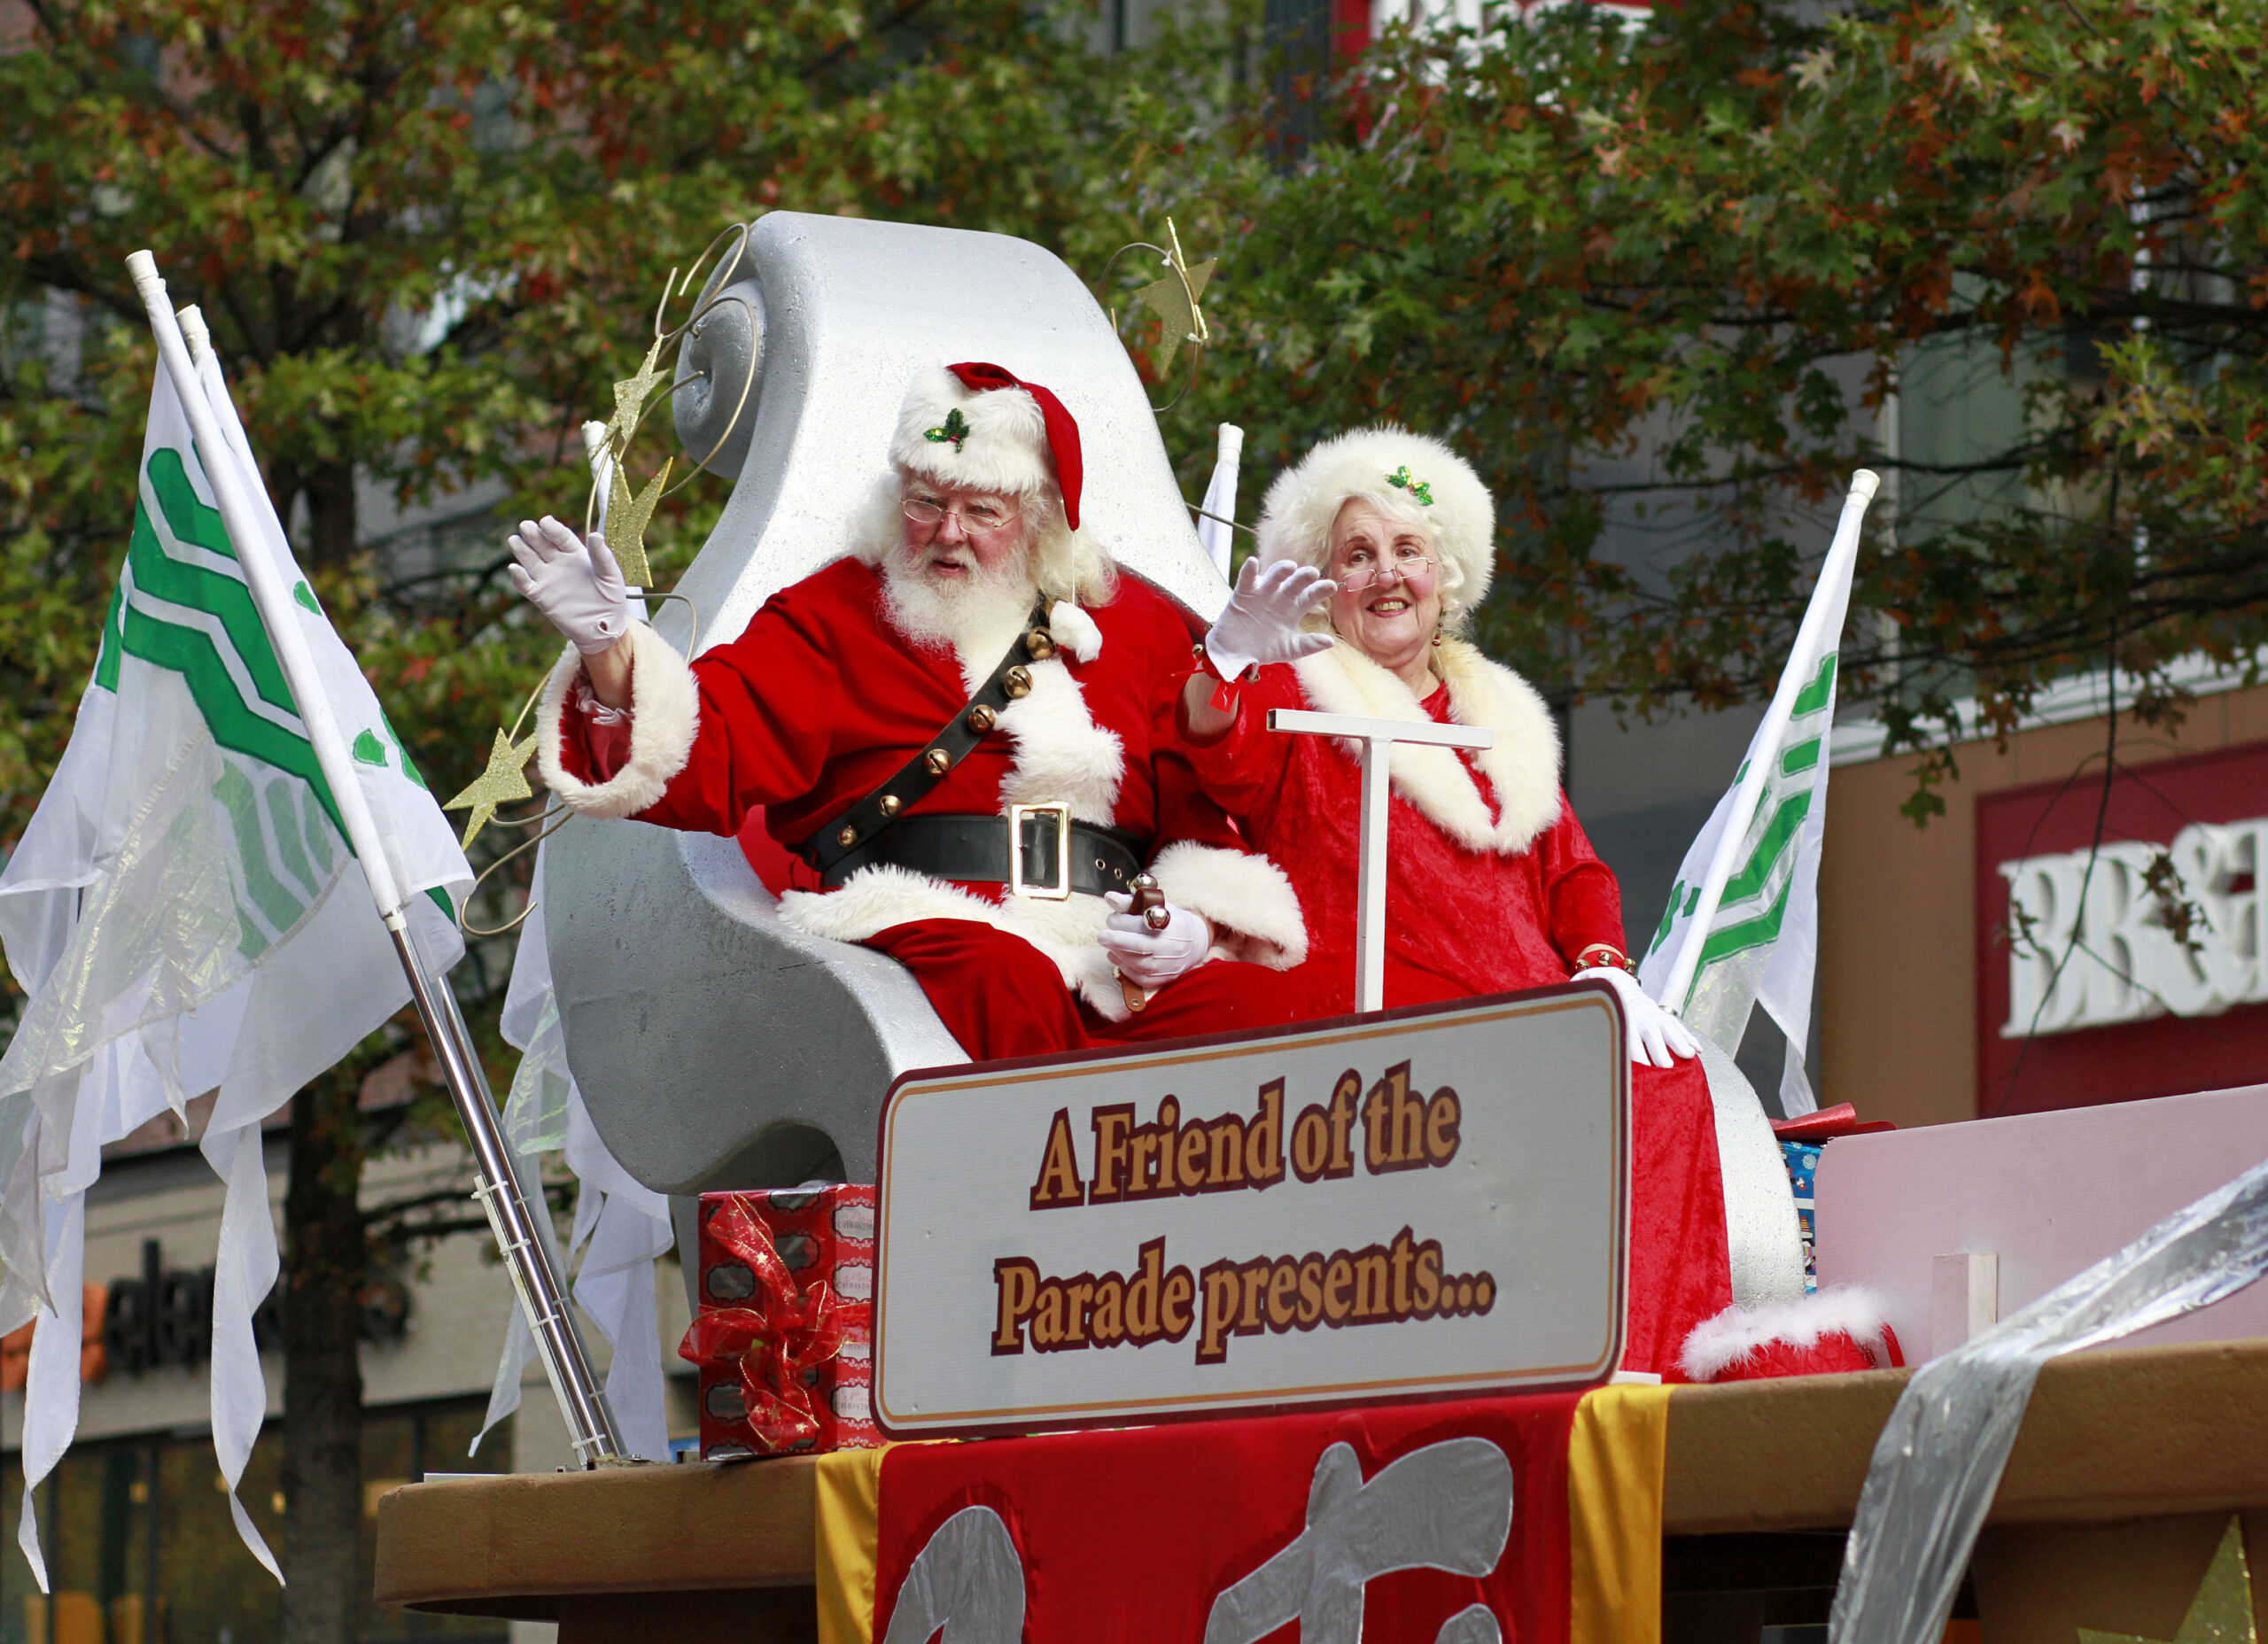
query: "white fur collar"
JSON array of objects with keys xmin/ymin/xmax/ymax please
[
  {"xmin": 1290, "ymin": 639, "xmax": 1562, "ymax": 854},
  {"xmin": 997, "ymin": 654, "xmax": 1123, "ymax": 826},
  {"xmin": 924, "ymin": 601, "xmax": 1122, "ymax": 828}
]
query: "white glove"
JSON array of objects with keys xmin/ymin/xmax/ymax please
[
  {"xmin": 507, "ymin": 516, "xmax": 629, "ymax": 656},
  {"xmin": 1205, "ymin": 558, "xmax": 1338, "ymax": 679},
  {"xmin": 1574, "ymin": 965, "xmax": 1700, "ymax": 1070},
  {"xmin": 1099, "ymin": 894, "xmax": 1214, "ymax": 989}
]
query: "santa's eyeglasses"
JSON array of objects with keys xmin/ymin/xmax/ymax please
[{"xmin": 903, "ymin": 494, "xmax": 1021, "ymax": 533}]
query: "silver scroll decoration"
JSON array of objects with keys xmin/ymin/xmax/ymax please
[
  {"xmin": 880, "ymin": 1504, "xmax": 1028, "ymax": 1644},
  {"xmin": 1205, "ymin": 1437, "xmax": 1516, "ymax": 1644}
]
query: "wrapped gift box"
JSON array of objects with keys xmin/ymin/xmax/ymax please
[
  {"xmin": 682, "ymin": 1184, "xmax": 880, "ymax": 1460},
  {"xmin": 1781, "ymin": 1142, "xmax": 1823, "ymax": 1294}
]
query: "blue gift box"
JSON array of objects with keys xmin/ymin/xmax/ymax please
[{"xmin": 1781, "ymin": 1141, "xmax": 1823, "ymax": 1293}]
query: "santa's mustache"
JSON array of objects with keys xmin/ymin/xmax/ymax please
[{"xmin": 890, "ymin": 536, "xmax": 1024, "ymax": 588}]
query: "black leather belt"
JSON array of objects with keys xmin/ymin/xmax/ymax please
[{"xmin": 819, "ymin": 807, "xmax": 1146, "ymax": 898}]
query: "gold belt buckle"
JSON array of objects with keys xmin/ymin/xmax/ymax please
[{"xmin": 1007, "ymin": 803, "xmax": 1073, "ymax": 900}]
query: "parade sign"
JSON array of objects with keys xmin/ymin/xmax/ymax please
[{"xmin": 873, "ymin": 985, "xmax": 1628, "ymax": 1436}]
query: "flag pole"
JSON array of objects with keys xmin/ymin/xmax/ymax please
[
  {"xmin": 1658, "ymin": 469, "xmax": 1880, "ymax": 1018},
  {"xmin": 126, "ymin": 252, "xmax": 625, "ymax": 1467}
]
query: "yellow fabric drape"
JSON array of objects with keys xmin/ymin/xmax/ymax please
[
  {"xmin": 1567, "ymin": 1383, "xmax": 1674, "ymax": 1644},
  {"xmin": 814, "ymin": 1446, "xmax": 890, "ymax": 1644}
]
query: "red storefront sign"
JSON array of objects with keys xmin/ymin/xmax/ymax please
[{"xmin": 1976, "ymin": 740, "xmax": 2268, "ymax": 1117}]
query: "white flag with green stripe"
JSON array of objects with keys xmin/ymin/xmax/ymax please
[
  {"xmin": 1638, "ymin": 473, "xmax": 1878, "ymax": 1118},
  {"xmin": 0, "ymin": 353, "xmax": 470, "ymax": 1586}
]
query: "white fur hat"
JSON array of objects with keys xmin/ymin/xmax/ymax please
[
  {"xmin": 889, "ymin": 363, "xmax": 1085, "ymax": 529},
  {"xmin": 1256, "ymin": 426, "xmax": 1495, "ymax": 621}
]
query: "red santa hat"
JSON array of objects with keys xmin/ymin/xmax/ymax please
[
  {"xmin": 1678, "ymin": 1288, "xmax": 1904, "ymax": 1384},
  {"xmin": 890, "ymin": 362, "xmax": 1086, "ymax": 531},
  {"xmin": 1255, "ymin": 426, "xmax": 1495, "ymax": 624}
]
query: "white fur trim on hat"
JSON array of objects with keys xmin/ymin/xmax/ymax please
[
  {"xmin": 1678, "ymin": 1287, "xmax": 1897, "ymax": 1383},
  {"xmin": 535, "ymin": 622, "xmax": 699, "ymax": 819},
  {"xmin": 891, "ymin": 366, "xmax": 1055, "ymax": 500},
  {"xmin": 1150, "ymin": 841, "xmax": 1308, "ymax": 970},
  {"xmin": 1256, "ymin": 425, "xmax": 1495, "ymax": 621},
  {"xmin": 1293, "ymin": 636, "xmax": 1562, "ymax": 855}
]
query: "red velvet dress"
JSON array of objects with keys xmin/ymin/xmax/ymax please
[{"xmin": 1181, "ymin": 642, "xmax": 1734, "ymax": 1377}]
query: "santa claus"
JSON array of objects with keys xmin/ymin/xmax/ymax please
[{"xmin": 508, "ymin": 361, "xmax": 1310, "ymax": 1061}]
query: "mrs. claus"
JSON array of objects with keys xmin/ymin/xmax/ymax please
[{"xmin": 1177, "ymin": 427, "xmax": 1732, "ymax": 1377}]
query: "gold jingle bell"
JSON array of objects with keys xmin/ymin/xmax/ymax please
[
  {"xmin": 836, "ymin": 824, "xmax": 858, "ymax": 848},
  {"xmin": 968, "ymin": 704, "xmax": 998, "ymax": 734},
  {"xmin": 924, "ymin": 748, "xmax": 951, "ymax": 776},
  {"xmin": 1025, "ymin": 629, "xmax": 1056, "ymax": 661},
  {"xmin": 879, "ymin": 795, "xmax": 902, "ymax": 818},
  {"xmin": 1003, "ymin": 666, "xmax": 1032, "ymax": 700}
]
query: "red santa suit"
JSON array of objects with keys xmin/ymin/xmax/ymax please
[
  {"xmin": 1179, "ymin": 635, "xmax": 1733, "ymax": 1377},
  {"xmin": 534, "ymin": 558, "xmax": 1312, "ymax": 1062}
]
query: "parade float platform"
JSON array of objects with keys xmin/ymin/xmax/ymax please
[{"xmin": 373, "ymin": 1336, "xmax": 2268, "ymax": 1643}]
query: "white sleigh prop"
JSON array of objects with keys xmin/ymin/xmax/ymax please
[{"xmin": 542, "ymin": 210, "xmax": 1805, "ymax": 1310}]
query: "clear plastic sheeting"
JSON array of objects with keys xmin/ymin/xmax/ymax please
[
  {"xmin": 1829, "ymin": 1152, "xmax": 2268, "ymax": 1643},
  {"xmin": 474, "ymin": 838, "xmax": 674, "ymax": 1463}
]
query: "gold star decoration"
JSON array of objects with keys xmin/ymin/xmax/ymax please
[
  {"xmin": 603, "ymin": 455, "xmax": 671, "ymax": 590},
  {"xmin": 2079, "ymin": 1518, "xmax": 2258, "ymax": 1644},
  {"xmin": 1130, "ymin": 217, "xmax": 1215, "ymax": 378},
  {"xmin": 444, "ymin": 727, "xmax": 538, "ymax": 849},
  {"xmin": 602, "ymin": 336, "xmax": 670, "ymax": 456}
]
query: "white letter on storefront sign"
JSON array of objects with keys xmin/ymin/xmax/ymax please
[
  {"xmin": 2003, "ymin": 854, "xmax": 2085, "ymax": 1035},
  {"xmin": 2081, "ymin": 841, "xmax": 2163, "ymax": 1025},
  {"xmin": 1202, "ymin": 1438, "xmax": 1515, "ymax": 1644},
  {"xmin": 2004, "ymin": 822, "xmax": 2268, "ymax": 1035}
]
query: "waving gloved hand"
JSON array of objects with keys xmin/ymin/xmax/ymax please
[
  {"xmin": 1574, "ymin": 965, "xmax": 1701, "ymax": 1070},
  {"xmin": 1205, "ymin": 558, "xmax": 1339, "ymax": 679},
  {"xmin": 507, "ymin": 516, "xmax": 629, "ymax": 655},
  {"xmin": 1099, "ymin": 893, "xmax": 1214, "ymax": 990}
]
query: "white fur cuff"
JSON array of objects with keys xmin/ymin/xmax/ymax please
[
  {"xmin": 534, "ymin": 622, "xmax": 701, "ymax": 820},
  {"xmin": 1151, "ymin": 841, "xmax": 1308, "ymax": 970}
]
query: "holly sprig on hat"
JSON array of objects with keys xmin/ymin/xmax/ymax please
[
  {"xmin": 925, "ymin": 407, "xmax": 970, "ymax": 452},
  {"xmin": 1387, "ymin": 466, "xmax": 1435, "ymax": 506}
]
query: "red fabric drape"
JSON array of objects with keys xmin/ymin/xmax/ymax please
[{"xmin": 874, "ymin": 1392, "xmax": 1585, "ymax": 1644}]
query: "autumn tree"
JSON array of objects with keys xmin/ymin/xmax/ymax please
[
  {"xmin": 1163, "ymin": 0, "xmax": 2268, "ymax": 819},
  {"xmin": 6, "ymin": 0, "xmax": 2264, "ymax": 1632}
]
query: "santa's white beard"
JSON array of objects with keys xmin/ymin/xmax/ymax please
[{"xmin": 880, "ymin": 539, "xmax": 1038, "ymax": 687}]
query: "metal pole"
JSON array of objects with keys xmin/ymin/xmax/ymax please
[
  {"xmin": 389, "ymin": 918, "xmax": 625, "ymax": 1465},
  {"xmin": 1355, "ymin": 738, "xmax": 1391, "ymax": 1013},
  {"xmin": 127, "ymin": 251, "xmax": 625, "ymax": 1469}
]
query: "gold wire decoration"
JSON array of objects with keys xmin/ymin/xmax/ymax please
[
  {"xmin": 458, "ymin": 804, "xmax": 571, "ymax": 938},
  {"xmin": 2078, "ymin": 1517, "xmax": 2259, "ymax": 1644},
  {"xmin": 450, "ymin": 231, "xmax": 757, "ymax": 937},
  {"xmin": 1104, "ymin": 216, "xmax": 1217, "ymax": 410}
]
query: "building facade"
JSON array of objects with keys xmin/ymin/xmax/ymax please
[{"xmin": 2, "ymin": 1125, "xmax": 697, "ymax": 1644}]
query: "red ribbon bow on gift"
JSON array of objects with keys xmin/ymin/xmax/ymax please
[{"xmin": 677, "ymin": 1195, "xmax": 849, "ymax": 1454}]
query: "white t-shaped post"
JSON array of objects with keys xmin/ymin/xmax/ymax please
[{"xmin": 1268, "ymin": 707, "xmax": 1495, "ymax": 1012}]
